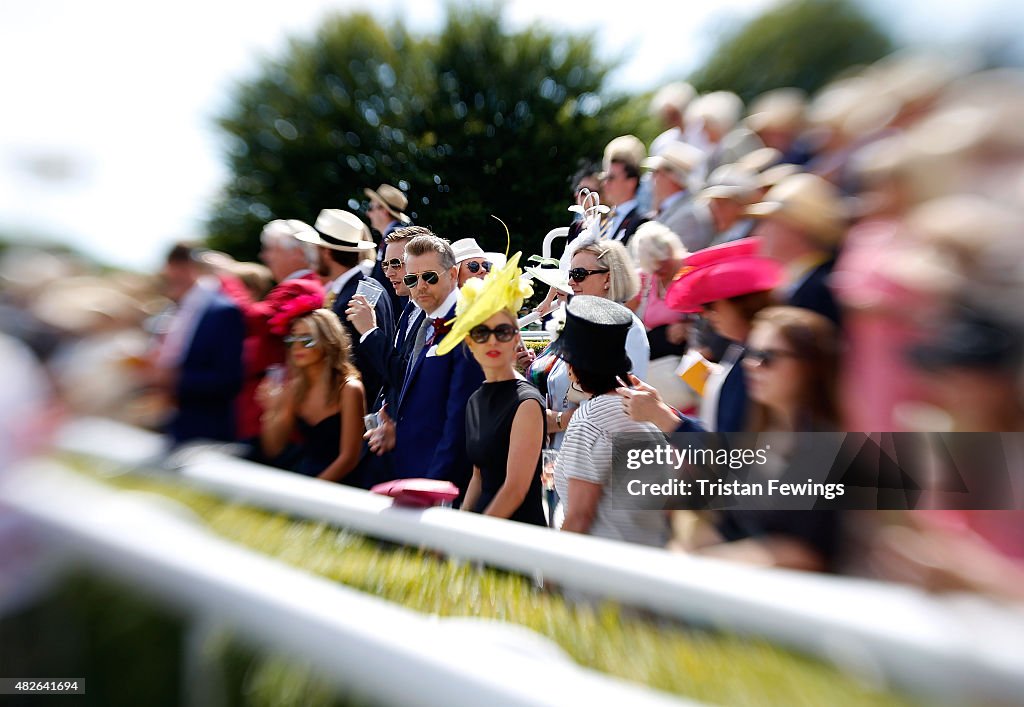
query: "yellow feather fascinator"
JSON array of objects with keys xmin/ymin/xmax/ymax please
[{"xmin": 435, "ymin": 251, "xmax": 533, "ymax": 356}]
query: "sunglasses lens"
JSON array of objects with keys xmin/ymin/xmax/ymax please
[
  {"xmin": 423, "ymin": 271, "xmax": 439, "ymax": 285},
  {"xmin": 469, "ymin": 326, "xmax": 489, "ymax": 344},
  {"xmin": 467, "ymin": 261, "xmax": 479, "ymax": 273},
  {"xmin": 569, "ymin": 268, "xmax": 585, "ymax": 283},
  {"xmin": 403, "ymin": 274, "xmax": 417, "ymax": 287},
  {"xmin": 384, "ymin": 259, "xmax": 401, "ymax": 270},
  {"xmin": 495, "ymin": 325, "xmax": 516, "ymax": 342},
  {"xmin": 482, "ymin": 261, "xmax": 492, "ymax": 272}
]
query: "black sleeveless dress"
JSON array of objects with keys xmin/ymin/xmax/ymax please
[
  {"xmin": 465, "ymin": 378, "xmax": 547, "ymax": 525},
  {"xmin": 294, "ymin": 413, "xmax": 341, "ymax": 478}
]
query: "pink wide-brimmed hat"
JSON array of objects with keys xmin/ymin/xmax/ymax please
[{"xmin": 665, "ymin": 238, "xmax": 783, "ymax": 312}]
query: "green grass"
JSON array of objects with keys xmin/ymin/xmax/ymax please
[{"xmin": 60, "ymin": 457, "xmax": 913, "ymax": 706}]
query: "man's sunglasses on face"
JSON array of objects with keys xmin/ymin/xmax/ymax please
[
  {"xmin": 403, "ymin": 271, "xmax": 442, "ymax": 287},
  {"xmin": 382, "ymin": 258, "xmax": 404, "ymax": 271},
  {"xmin": 465, "ymin": 260, "xmax": 492, "ymax": 274}
]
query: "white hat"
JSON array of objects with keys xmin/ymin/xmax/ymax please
[
  {"xmin": 451, "ymin": 238, "xmax": 486, "ymax": 263},
  {"xmin": 641, "ymin": 142, "xmax": 705, "ymax": 184},
  {"xmin": 298, "ymin": 210, "xmax": 375, "ymax": 252},
  {"xmin": 523, "ymin": 256, "xmax": 572, "ymax": 296}
]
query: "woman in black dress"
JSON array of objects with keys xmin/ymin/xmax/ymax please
[{"xmin": 436, "ymin": 253, "xmax": 546, "ymax": 525}]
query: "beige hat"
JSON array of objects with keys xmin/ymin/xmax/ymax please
[
  {"xmin": 602, "ymin": 135, "xmax": 647, "ymax": 174},
  {"xmin": 744, "ymin": 88, "xmax": 807, "ymax": 134},
  {"xmin": 363, "ymin": 183, "xmax": 410, "ymax": 223},
  {"xmin": 299, "ymin": 210, "xmax": 375, "ymax": 252},
  {"xmin": 736, "ymin": 147, "xmax": 783, "ymax": 173},
  {"xmin": 745, "ymin": 173, "xmax": 848, "ymax": 245},
  {"xmin": 641, "ymin": 142, "xmax": 704, "ymax": 184},
  {"xmin": 451, "ymin": 238, "xmax": 486, "ymax": 263},
  {"xmin": 701, "ymin": 164, "xmax": 761, "ymax": 203},
  {"xmin": 757, "ymin": 163, "xmax": 802, "ymax": 189},
  {"xmin": 686, "ymin": 91, "xmax": 744, "ymax": 133}
]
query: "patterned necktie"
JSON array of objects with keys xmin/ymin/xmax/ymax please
[
  {"xmin": 407, "ymin": 315, "xmax": 431, "ymax": 369},
  {"xmin": 598, "ymin": 207, "xmax": 617, "ymax": 239}
]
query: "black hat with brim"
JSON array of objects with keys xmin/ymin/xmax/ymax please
[{"xmin": 549, "ymin": 295, "xmax": 633, "ymax": 373}]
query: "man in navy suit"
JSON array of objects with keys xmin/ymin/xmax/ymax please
[
  {"xmin": 347, "ymin": 226, "xmax": 431, "ymax": 409},
  {"xmin": 298, "ymin": 209, "xmax": 394, "ymax": 408},
  {"xmin": 366, "ymin": 233, "xmax": 484, "ymax": 494},
  {"xmin": 156, "ymin": 243, "xmax": 244, "ymax": 446}
]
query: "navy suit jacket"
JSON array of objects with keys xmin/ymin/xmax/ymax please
[
  {"xmin": 788, "ymin": 258, "xmax": 841, "ymax": 328},
  {"xmin": 716, "ymin": 349, "xmax": 749, "ymax": 434},
  {"xmin": 388, "ymin": 301, "xmax": 484, "ymax": 491},
  {"xmin": 360, "ymin": 301, "xmax": 422, "ymax": 410},
  {"xmin": 612, "ymin": 204, "xmax": 649, "ymax": 247},
  {"xmin": 332, "ymin": 270, "xmax": 394, "ymax": 407},
  {"xmin": 169, "ymin": 293, "xmax": 244, "ymax": 445}
]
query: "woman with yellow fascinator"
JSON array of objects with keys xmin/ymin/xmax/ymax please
[{"xmin": 435, "ymin": 253, "xmax": 547, "ymax": 525}]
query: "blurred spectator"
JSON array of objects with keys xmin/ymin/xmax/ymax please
[
  {"xmin": 641, "ymin": 142, "xmax": 714, "ymax": 251},
  {"xmin": 451, "ymin": 238, "xmax": 492, "ymax": 287},
  {"xmin": 597, "ymin": 135, "xmax": 649, "ymax": 245},
  {"xmin": 743, "ymin": 88, "xmax": 811, "ymax": 165},
  {"xmin": 153, "ymin": 243, "xmax": 244, "ymax": 445},
  {"xmin": 746, "ymin": 173, "xmax": 848, "ymax": 326},
  {"xmin": 627, "ymin": 222, "xmax": 695, "ymax": 411},
  {"xmin": 649, "ymin": 81, "xmax": 698, "ymax": 156},
  {"xmin": 666, "ymin": 239, "xmax": 783, "ymax": 432},
  {"xmin": 701, "ymin": 164, "xmax": 762, "ymax": 245},
  {"xmin": 364, "ymin": 182, "xmax": 413, "ymax": 318},
  {"xmin": 259, "ymin": 308, "xmax": 367, "ymax": 483}
]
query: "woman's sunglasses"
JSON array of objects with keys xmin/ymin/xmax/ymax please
[
  {"xmin": 382, "ymin": 258, "xmax": 403, "ymax": 271},
  {"xmin": 403, "ymin": 271, "xmax": 441, "ymax": 287},
  {"xmin": 745, "ymin": 348, "xmax": 800, "ymax": 368},
  {"xmin": 568, "ymin": 267, "xmax": 610, "ymax": 283},
  {"xmin": 284, "ymin": 334, "xmax": 317, "ymax": 349},
  {"xmin": 469, "ymin": 323, "xmax": 517, "ymax": 344},
  {"xmin": 465, "ymin": 260, "xmax": 492, "ymax": 274}
]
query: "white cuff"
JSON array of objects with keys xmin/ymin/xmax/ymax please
[{"xmin": 359, "ymin": 327, "xmax": 379, "ymax": 344}]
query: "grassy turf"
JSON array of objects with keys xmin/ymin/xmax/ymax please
[{"xmin": 61, "ymin": 458, "xmax": 912, "ymax": 707}]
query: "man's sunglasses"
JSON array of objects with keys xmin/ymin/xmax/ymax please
[
  {"xmin": 284, "ymin": 334, "xmax": 317, "ymax": 349},
  {"xmin": 745, "ymin": 348, "xmax": 800, "ymax": 368},
  {"xmin": 465, "ymin": 260, "xmax": 492, "ymax": 274},
  {"xmin": 469, "ymin": 323, "xmax": 517, "ymax": 344},
  {"xmin": 403, "ymin": 271, "xmax": 442, "ymax": 287},
  {"xmin": 382, "ymin": 258, "xmax": 404, "ymax": 271},
  {"xmin": 568, "ymin": 267, "xmax": 610, "ymax": 283}
]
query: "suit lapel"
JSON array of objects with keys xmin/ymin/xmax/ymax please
[{"xmin": 397, "ymin": 302, "xmax": 454, "ymax": 410}]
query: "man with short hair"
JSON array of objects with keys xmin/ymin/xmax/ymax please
[
  {"xmin": 368, "ymin": 233, "xmax": 484, "ymax": 494},
  {"xmin": 259, "ymin": 220, "xmax": 319, "ymax": 284},
  {"xmin": 701, "ymin": 164, "xmax": 762, "ymax": 245},
  {"xmin": 156, "ymin": 243, "xmax": 244, "ymax": 445},
  {"xmin": 296, "ymin": 209, "xmax": 394, "ymax": 407},
  {"xmin": 641, "ymin": 141, "xmax": 714, "ymax": 252},
  {"xmin": 598, "ymin": 135, "xmax": 649, "ymax": 246}
]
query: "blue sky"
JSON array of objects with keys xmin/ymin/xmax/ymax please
[{"xmin": 1, "ymin": 0, "xmax": 1019, "ymax": 271}]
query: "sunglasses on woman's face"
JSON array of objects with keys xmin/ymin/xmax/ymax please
[
  {"xmin": 382, "ymin": 258, "xmax": 404, "ymax": 271},
  {"xmin": 469, "ymin": 323, "xmax": 517, "ymax": 344},
  {"xmin": 465, "ymin": 260, "xmax": 492, "ymax": 274},
  {"xmin": 745, "ymin": 348, "xmax": 799, "ymax": 368},
  {"xmin": 284, "ymin": 334, "xmax": 317, "ymax": 349},
  {"xmin": 403, "ymin": 270, "xmax": 441, "ymax": 287},
  {"xmin": 568, "ymin": 267, "xmax": 610, "ymax": 283}
]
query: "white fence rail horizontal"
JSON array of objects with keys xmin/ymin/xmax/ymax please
[
  {"xmin": 2, "ymin": 461, "xmax": 692, "ymax": 707},
  {"xmin": 54, "ymin": 417, "xmax": 1024, "ymax": 703}
]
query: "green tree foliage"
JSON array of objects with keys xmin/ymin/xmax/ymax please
[
  {"xmin": 207, "ymin": 7, "xmax": 631, "ymax": 260},
  {"xmin": 689, "ymin": 0, "xmax": 893, "ymax": 103}
]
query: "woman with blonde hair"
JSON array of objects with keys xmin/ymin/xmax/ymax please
[
  {"xmin": 436, "ymin": 253, "xmax": 546, "ymax": 524},
  {"xmin": 260, "ymin": 304, "xmax": 367, "ymax": 484}
]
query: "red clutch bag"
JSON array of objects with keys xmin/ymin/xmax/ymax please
[{"xmin": 370, "ymin": 478, "xmax": 460, "ymax": 507}]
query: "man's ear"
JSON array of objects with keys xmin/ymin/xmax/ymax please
[{"xmin": 449, "ymin": 265, "xmax": 458, "ymax": 281}]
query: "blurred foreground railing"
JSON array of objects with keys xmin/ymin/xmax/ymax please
[
  {"xmin": 50, "ymin": 417, "xmax": 1024, "ymax": 703},
  {"xmin": 1, "ymin": 460, "xmax": 690, "ymax": 707}
]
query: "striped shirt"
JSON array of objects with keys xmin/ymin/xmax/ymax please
[{"xmin": 554, "ymin": 394, "xmax": 670, "ymax": 547}]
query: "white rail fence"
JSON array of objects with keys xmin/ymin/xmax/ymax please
[
  {"xmin": 2, "ymin": 461, "xmax": 691, "ymax": 707},
  {"xmin": 45, "ymin": 417, "xmax": 1024, "ymax": 703}
]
